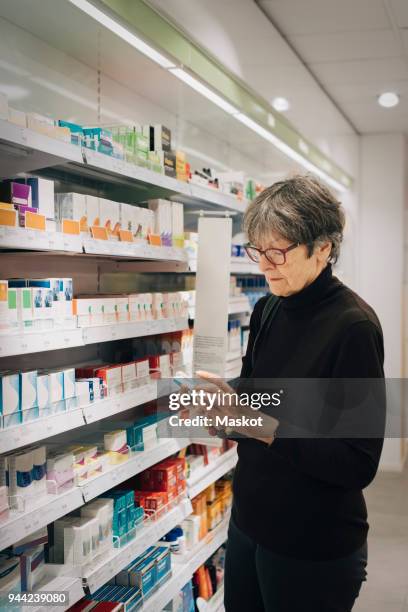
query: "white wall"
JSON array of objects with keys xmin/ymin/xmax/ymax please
[{"xmin": 359, "ymin": 133, "xmax": 407, "ymax": 471}]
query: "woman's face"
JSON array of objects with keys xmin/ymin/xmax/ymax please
[{"xmin": 257, "ymin": 232, "xmax": 331, "ymax": 297}]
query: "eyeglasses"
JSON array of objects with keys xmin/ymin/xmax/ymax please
[{"xmin": 244, "ymin": 242, "xmax": 299, "ymax": 265}]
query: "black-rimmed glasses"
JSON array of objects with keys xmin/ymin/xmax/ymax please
[{"xmin": 244, "ymin": 242, "xmax": 299, "ymax": 265}]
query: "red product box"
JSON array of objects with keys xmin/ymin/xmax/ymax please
[
  {"xmin": 144, "ymin": 492, "xmax": 168, "ymax": 516},
  {"xmin": 95, "ymin": 364, "xmax": 123, "ymax": 394},
  {"xmin": 161, "ymin": 457, "xmax": 186, "ymax": 483},
  {"xmin": 149, "ymin": 464, "xmax": 178, "ymax": 491},
  {"xmin": 166, "ymin": 486, "xmax": 179, "ymax": 505},
  {"xmin": 75, "ymin": 364, "xmax": 102, "ymax": 378},
  {"xmin": 134, "ymin": 491, "xmax": 148, "ymax": 508},
  {"xmin": 177, "ymin": 480, "xmax": 187, "ymax": 496}
]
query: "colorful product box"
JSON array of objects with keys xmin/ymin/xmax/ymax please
[{"xmin": 0, "ymin": 181, "xmax": 31, "ymax": 206}]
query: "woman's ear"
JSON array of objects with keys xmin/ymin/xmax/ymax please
[{"xmin": 316, "ymin": 240, "xmax": 332, "ymax": 262}]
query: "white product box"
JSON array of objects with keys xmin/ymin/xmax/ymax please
[
  {"xmin": 148, "ymin": 199, "xmax": 172, "ymax": 239},
  {"xmin": 135, "ymin": 359, "xmax": 149, "ymax": 379},
  {"xmin": 102, "ymin": 297, "xmax": 116, "ymax": 324},
  {"xmin": 171, "ymin": 202, "xmax": 184, "ymax": 236},
  {"xmin": 131, "ymin": 206, "xmax": 143, "ymax": 240},
  {"xmin": 128, "ymin": 294, "xmax": 142, "ymax": 321},
  {"xmin": 99, "ymin": 198, "xmax": 119, "ymax": 231},
  {"xmin": 73, "ymin": 298, "xmax": 92, "ymax": 327},
  {"xmin": 6, "ymin": 288, "xmax": 19, "ymax": 331},
  {"xmin": 62, "ymin": 517, "xmax": 94, "ymax": 565},
  {"xmin": 8, "ymin": 107, "xmax": 26, "ymax": 127},
  {"xmin": 56, "ymin": 193, "xmax": 86, "ymax": 223},
  {"xmin": 152, "ymin": 293, "xmax": 164, "ymax": 320},
  {"xmin": 28, "ymin": 178, "xmax": 55, "ymax": 219},
  {"xmin": 61, "ymin": 278, "xmax": 73, "ymax": 317},
  {"xmin": 143, "ymin": 293, "xmax": 153, "ymax": 320},
  {"xmin": 0, "ymin": 372, "xmax": 21, "ymax": 427},
  {"xmin": 20, "ymin": 544, "xmax": 45, "ymax": 591},
  {"xmin": 104, "ymin": 430, "xmax": 126, "ymax": 452},
  {"xmin": 13, "ymin": 287, "xmax": 34, "ymax": 330},
  {"xmin": 8, "ymin": 450, "xmax": 34, "ymax": 507},
  {"xmin": 63, "ymin": 368, "xmax": 75, "ymax": 399},
  {"xmin": 122, "ymin": 362, "xmax": 136, "ymax": 384},
  {"xmin": 31, "ymin": 446, "xmax": 47, "ymax": 495},
  {"xmin": 19, "ymin": 370, "xmax": 38, "ymax": 411},
  {"xmin": 80, "ymin": 498, "xmax": 114, "ymax": 553},
  {"xmin": 0, "ymin": 92, "xmax": 8, "ymax": 120},
  {"xmin": 37, "ymin": 374, "xmax": 50, "ymax": 409},
  {"xmin": 85, "ymin": 195, "xmax": 100, "ymax": 227},
  {"xmin": 75, "ymin": 380, "xmax": 94, "ymax": 405},
  {"xmin": 159, "ymin": 354, "xmax": 171, "ymax": 377},
  {"xmin": 48, "ymin": 371, "xmax": 64, "ymax": 403},
  {"xmin": 115, "ymin": 296, "xmax": 129, "ymax": 323}
]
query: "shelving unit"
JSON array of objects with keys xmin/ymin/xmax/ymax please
[
  {"xmin": 0, "ymin": 107, "xmax": 248, "ymax": 610},
  {"xmin": 0, "ymin": 119, "xmax": 247, "ymax": 214},
  {"xmin": 0, "ymin": 381, "xmax": 158, "ymax": 453},
  {"xmin": 0, "ymin": 317, "xmax": 188, "ymax": 357}
]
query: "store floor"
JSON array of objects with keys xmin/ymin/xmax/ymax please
[{"xmin": 354, "ymin": 462, "xmax": 408, "ymax": 612}]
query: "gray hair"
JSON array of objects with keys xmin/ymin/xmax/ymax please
[{"xmin": 243, "ymin": 174, "xmax": 345, "ymax": 263}]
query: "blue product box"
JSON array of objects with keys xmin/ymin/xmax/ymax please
[
  {"xmin": 7, "ymin": 279, "xmax": 27, "ymax": 288},
  {"xmin": 130, "ymin": 554, "xmax": 157, "ymax": 596},
  {"xmin": 19, "ymin": 370, "xmax": 38, "ymax": 411},
  {"xmin": 149, "ymin": 546, "xmax": 171, "ymax": 583},
  {"xmin": 117, "ymin": 587, "xmax": 143, "ymax": 612},
  {"xmin": 134, "ymin": 506, "xmax": 144, "ymax": 526},
  {"xmin": 58, "ymin": 121, "xmax": 84, "ymax": 146},
  {"xmin": 113, "ymin": 507, "xmax": 127, "ymax": 538}
]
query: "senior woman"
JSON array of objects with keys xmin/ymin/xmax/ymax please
[{"xmin": 195, "ymin": 175, "xmax": 384, "ymax": 612}]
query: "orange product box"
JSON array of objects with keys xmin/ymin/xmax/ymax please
[
  {"xmin": 25, "ymin": 211, "xmax": 46, "ymax": 231},
  {"xmin": 95, "ymin": 364, "xmax": 123, "ymax": 394},
  {"xmin": 166, "ymin": 487, "xmax": 179, "ymax": 505},
  {"xmin": 143, "ymin": 492, "xmax": 168, "ymax": 513},
  {"xmin": 62, "ymin": 219, "xmax": 80, "ymax": 235},
  {"xmin": 90, "ymin": 225, "xmax": 108, "ymax": 240},
  {"xmin": 140, "ymin": 463, "xmax": 177, "ymax": 492},
  {"xmin": 134, "ymin": 491, "xmax": 148, "ymax": 508},
  {"xmin": 0, "ymin": 209, "xmax": 17, "ymax": 227}
]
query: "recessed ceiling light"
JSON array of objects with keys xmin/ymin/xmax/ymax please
[
  {"xmin": 272, "ymin": 96, "xmax": 290, "ymax": 112},
  {"xmin": 378, "ymin": 92, "xmax": 399, "ymax": 108}
]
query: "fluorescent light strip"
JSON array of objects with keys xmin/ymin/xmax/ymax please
[
  {"xmin": 234, "ymin": 113, "xmax": 347, "ymax": 193},
  {"xmin": 67, "ymin": 0, "xmax": 175, "ymax": 69},
  {"xmin": 169, "ymin": 68, "xmax": 239, "ymax": 115}
]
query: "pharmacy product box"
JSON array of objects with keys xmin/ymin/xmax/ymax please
[
  {"xmin": 72, "ymin": 297, "xmax": 92, "ymax": 327},
  {"xmin": 96, "ymin": 365, "xmax": 122, "ymax": 395},
  {"xmin": 147, "ymin": 124, "xmax": 171, "ymax": 152},
  {"xmin": 47, "ymin": 370, "xmax": 64, "ymax": 403},
  {"xmin": 85, "ymin": 194, "xmax": 100, "ymax": 227},
  {"xmin": 102, "ymin": 297, "xmax": 116, "ymax": 324},
  {"xmin": 37, "ymin": 374, "xmax": 50, "ymax": 410},
  {"xmin": 58, "ymin": 120, "xmax": 84, "ymax": 146},
  {"xmin": 0, "ymin": 181, "xmax": 31, "ymax": 206},
  {"xmin": 19, "ymin": 370, "xmax": 38, "ymax": 411},
  {"xmin": 115, "ymin": 296, "xmax": 129, "ymax": 323},
  {"xmin": 56, "ymin": 193, "xmax": 87, "ymax": 229},
  {"xmin": 171, "ymin": 202, "xmax": 184, "ymax": 238},
  {"xmin": 6, "ymin": 288, "xmax": 19, "ymax": 330},
  {"xmin": 149, "ymin": 546, "xmax": 171, "ymax": 583},
  {"xmin": 63, "ymin": 368, "xmax": 76, "ymax": 399},
  {"xmin": 0, "ymin": 280, "xmax": 8, "ymax": 330},
  {"xmin": 121, "ymin": 362, "xmax": 136, "ymax": 385},
  {"xmin": 0, "ymin": 372, "xmax": 21, "ymax": 426},
  {"xmin": 135, "ymin": 359, "xmax": 149, "ymax": 379},
  {"xmin": 27, "ymin": 178, "xmax": 54, "ymax": 219},
  {"xmin": 156, "ymin": 151, "xmax": 176, "ymax": 178},
  {"xmin": 20, "ymin": 544, "xmax": 45, "ymax": 591}
]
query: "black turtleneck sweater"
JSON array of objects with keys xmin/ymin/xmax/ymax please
[{"xmin": 233, "ymin": 264, "xmax": 384, "ymax": 560}]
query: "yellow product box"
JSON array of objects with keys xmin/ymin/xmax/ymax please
[
  {"xmin": 25, "ymin": 211, "xmax": 46, "ymax": 231},
  {"xmin": 0, "ymin": 209, "xmax": 17, "ymax": 227}
]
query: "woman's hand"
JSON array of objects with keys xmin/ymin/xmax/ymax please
[{"xmin": 193, "ymin": 370, "xmax": 280, "ymax": 445}]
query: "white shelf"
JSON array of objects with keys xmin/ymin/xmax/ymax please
[
  {"xmin": 0, "ymin": 226, "xmax": 82, "ymax": 253},
  {"xmin": 0, "ymin": 327, "xmax": 84, "ymax": 358},
  {"xmin": 0, "ymin": 225, "xmax": 188, "ymax": 265},
  {"xmin": 79, "ymin": 438, "xmax": 189, "ymax": 503},
  {"xmin": 188, "ymin": 257, "xmax": 261, "ymax": 275},
  {"xmin": 0, "ymin": 408, "xmax": 85, "ymax": 454},
  {"xmin": 0, "ymin": 118, "xmax": 83, "ymax": 177},
  {"xmin": 84, "ymin": 497, "xmax": 193, "ymax": 594},
  {"xmin": 82, "ymin": 381, "xmax": 157, "ymax": 424},
  {"xmin": 26, "ymin": 576, "xmax": 85, "ymax": 612},
  {"xmin": 189, "ymin": 297, "xmax": 250, "ymax": 319},
  {"xmin": 82, "ymin": 317, "xmax": 188, "ymax": 346},
  {"xmin": 0, "ymin": 317, "xmax": 188, "ymax": 357},
  {"xmin": 0, "ymin": 487, "xmax": 84, "ymax": 552},
  {"xmin": 0, "ymin": 120, "xmax": 246, "ymax": 214},
  {"xmin": 187, "ymin": 447, "xmax": 237, "ymax": 499},
  {"xmin": 0, "ymin": 381, "xmax": 158, "ymax": 453},
  {"xmin": 143, "ymin": 513, "xmax": 230, "ymax": 612}
]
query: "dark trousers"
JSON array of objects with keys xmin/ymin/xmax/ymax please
[{"xmin": 224, "ymin": 518, "xmax": 367, "ymax": 612}]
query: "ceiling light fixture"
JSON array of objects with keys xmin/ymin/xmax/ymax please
[
  {"xmin": 67, "ymin": 0, "xmax": 176, "ymax": 69},
  {"xmin": 378, "ymin": 92, "xmax": 399, "ymax": 108},
  {"xmin": 169, "ymin": 68, "xmax": 239, "ymax": 115},
  {"xmin": 272, "ymin": 96, "xmax": 290, "ymax": 112},
  {"xmin": 234, "ymin": 113, "xmax": 347, "ymax": 193}
]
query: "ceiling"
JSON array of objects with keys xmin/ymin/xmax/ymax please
[
  {"xmin": 258, "ymin": 0, "xmax": 408, "ymax": 134},
  {"xmin": 148, "ymin": 0, "xmax": 408, "ymax": 138}
]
